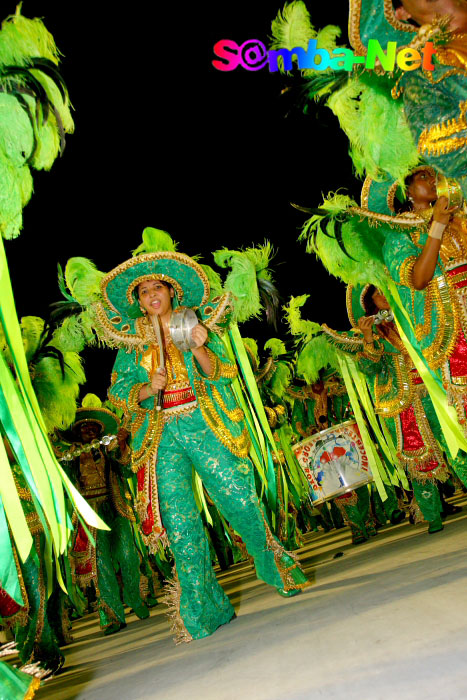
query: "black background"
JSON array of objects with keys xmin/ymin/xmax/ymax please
[{"xmin": 6, "ymin": 2, "xmax": 358, "ymax": 398}]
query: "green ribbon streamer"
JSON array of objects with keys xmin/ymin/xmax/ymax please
[
  {"xmin": 344, "ymin": 354, "xmax": 409, "ymax": 489},
  {"xmin": 385, "ymin": 279, "xmax": 467, "ymax": 458},
  {"xmin": 0, "ymin": 420, "xmax": 33, "ymax": 563},
  {"xmin": 0, "ymin": 495, "xmax": 23, "ymax": 604},
  {"xmin": 337, "ymin": 355, "xmax": 388, "ymax": 500}
]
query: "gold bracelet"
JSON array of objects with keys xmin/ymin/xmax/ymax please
[
  {"xmin": 146, "ymin": 382, "xmax": 155, "ymax": 397},
  {"xmin": 428, "ymin": 221, "xmax": 446, "ymax": 240}
]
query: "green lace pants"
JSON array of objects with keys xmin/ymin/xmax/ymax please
[
  {"xmin": 157, "ymin": 407, "xmax": 302, "ymax": 640},
  {"xmin": 95, "ymin": 505, "xmax": 146, "ymax": 629},
  {"xmin": 412, "ymin": 479, "xmax": 442, "ymax": 523}
]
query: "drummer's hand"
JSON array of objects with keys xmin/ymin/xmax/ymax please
[
  {"xmin": 358, "ymin": 316, "xmax": 375, "ymax": 343},
  {"xmin": 191, "ymin": 324, "xmax": 208, "ymax": 349},
  {"xmin": 433, "ymin": 196, "xmax": 458, "ymax": 225},
  {"xmin": 150, "ymin": 368, "xmax": 167, "ymax": 392}
]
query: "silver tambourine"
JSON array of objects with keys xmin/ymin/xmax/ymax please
[{"xmin": 169, "ymin": 307, "xmax": 199, "ymax": 351}]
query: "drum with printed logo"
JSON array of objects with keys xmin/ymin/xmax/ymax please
[{"xmin": 292, "ymin": 420, "xmax": 373, "ymax": 505}]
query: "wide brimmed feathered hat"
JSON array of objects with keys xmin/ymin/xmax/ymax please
[
  {"xmin": 60, "ymin": 394, "xmax": 120, "ymax": 442},
  {"xmin": 72, "ymin": 406, "xmax": 120, "ymax": 438},
  {"xmin": 93, "ymin": 251, "xmax": 212, "ymax": 347}
]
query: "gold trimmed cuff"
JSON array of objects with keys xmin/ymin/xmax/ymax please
[
  {"xmin": 399, "ymin": 255, "xmax": 418, "ymax": 290},
  {"xmin": 128, "ymin": 383, "xmax": 147, "ymax": 412},
  {"xmin": 196, "ymin": 347, "xmax": 221, "ymax": 381}
]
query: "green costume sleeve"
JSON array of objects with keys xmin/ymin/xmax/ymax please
[
  {"xmin": 194, "ymin": 332, "xmax": 238, "ymax": 386},
  {"xmin": 108, "ymin": 347, "xmax": 154, "ymax": 413}
]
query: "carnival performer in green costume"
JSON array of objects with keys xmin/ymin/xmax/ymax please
[
  {"xmin": 352, "ymin": 284, "xmax": 451, "ymax": 533},
  {"xmin": 96, "ymin": 250, "xmax": 307, "ymax": 643},
  {"xmin": 62, "ymin": 397, "xmax": 150, "ymax": 635},
  {"xmin": 382, "ymin": 167, "xmax": 467, "ymax": 467}
]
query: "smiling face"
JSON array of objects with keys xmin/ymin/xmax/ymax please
[
  {"xmin": 138, "ymin": 279, "xmax": 174, "ymax": 318},
  {"xmin": 407, "ymin": 168, "xmax": 437, "ymax": 208}
]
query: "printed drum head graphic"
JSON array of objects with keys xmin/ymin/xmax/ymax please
[{"xmin": 292, "ymin": 421, "xmax": 372, "ymax": 504}]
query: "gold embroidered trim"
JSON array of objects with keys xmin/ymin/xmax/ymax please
[
  {"xmin": 362, "ymin": 341, "xmax": 384, "ymax": 362},
  {"xmin": 219, "ymin": 359, "xmax": 238, "ymax": 379},
  {"xmin": 23, "ymin": 677, "xmax": 41, "ymax": 700},
  {"xmin": 109, "ymin": 470, "xmax": 136, "ymax": 521},
  {"xmin": 211, "ymin": 386, "xmax": 244, "ymax": 423},
  {"xmin": 419, "ymin": 101, "xmax": 467, "ymax": 156},
  {"xmin": 194, "ymin": 372, "xmax": 250, "ymax": 458},
  {"xmin": 262, "ymin": 512, "xmax": 307, "ymax": 591},
  {"xmin": 399, "ymin": 256, "xmax": 417, "ymax": 290},
  {"xmin": 203, "ymin": 347, "xmax": 221, "ymax": 381},
  {"xmin": 360, "ymin": 176, "xmax": 371, "ymax": 208},
  {"xmin": 383, "ymin": 0, "xmax": 416, "ymax": 33},
  {"xmin": 203, "ymin": 291, "xmax": 234, "ymax": 336},
  {"xmin": 375, "ymin": 352, "xmax": 413, "ymax": 417},
  {"xmin": 348, "ymin": 0, "xmax": 368, "ymax": 56}
]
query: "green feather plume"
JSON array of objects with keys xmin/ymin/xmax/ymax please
[
  {"xmin": 268, "ymin": 361, "xmax": 293, "ymax": 400},
  {"xmin": 81, "ymin": 393, "xmax": 102, "ymax": 409},
  {"xmin": 283, "ymin": 295, "xmax": 321, "ymax": 343},
  {"xmin": 0, "ymin": 10, "xmax": 74, "ymax": 238},
  {"xmin": 213, "ymin": 243, "xmax": 278, "ymax": 324},
  {"xmin": 2, "ymin": 315, "xmax": 86, "ymax": 433},
  {"xmin": 270, "ymin": 1, "xmax": 340, "ymax": 76},
  {"xmin": 132, "ymin": 227, "xmax": 177, "ymax": 256},
  {"xmin": 264, "ymin": 338, "xmax": 287, "ymax": 358},
  {"xmin": 299, "ymin": 193, "xmax": 387, "ymax": 287},
  {"xmin": 65, "ymin": 257, "xmax": 104, "ymax": 307},
  {"xmin": 326, "ymin": 72, "xmax": 419, "ymax": 182},
  {"xmin": 52, "ymin": 314, "xmax": 96, "ymax": 353},
  {"xmin": 296, "ymin": 334, "xmax": 339, "ymax": 385}
]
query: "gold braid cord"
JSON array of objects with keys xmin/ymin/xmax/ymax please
[
  {"xmin": 419, "ymin": 101, "xmax": 467, "ymax": 156},
  {"xmin": 23, "ymin": 677, "xmax": 41, "ymax": 700}
]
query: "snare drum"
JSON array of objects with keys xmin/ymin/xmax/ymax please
[{"xmin": 292, "ymin": 420, "xmax": 373, "ymax": 505}]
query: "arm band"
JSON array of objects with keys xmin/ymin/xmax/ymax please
[{"xmin": 428, "ymin": 221, "xmax": 446, "ymax": 240}]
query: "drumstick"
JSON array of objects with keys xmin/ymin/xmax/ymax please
[{"xmin": 150, "ymin": 314, "xmax": 165, "ymax": 412}]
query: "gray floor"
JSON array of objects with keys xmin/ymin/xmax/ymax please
[{"xmin": 36, "ymin": 495, "xmax": 467, "ymax": 700}]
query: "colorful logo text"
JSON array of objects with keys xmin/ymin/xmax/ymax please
[{"xmin": 212, "ymin": 38, "xmax": 436, "ymax": 73}]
